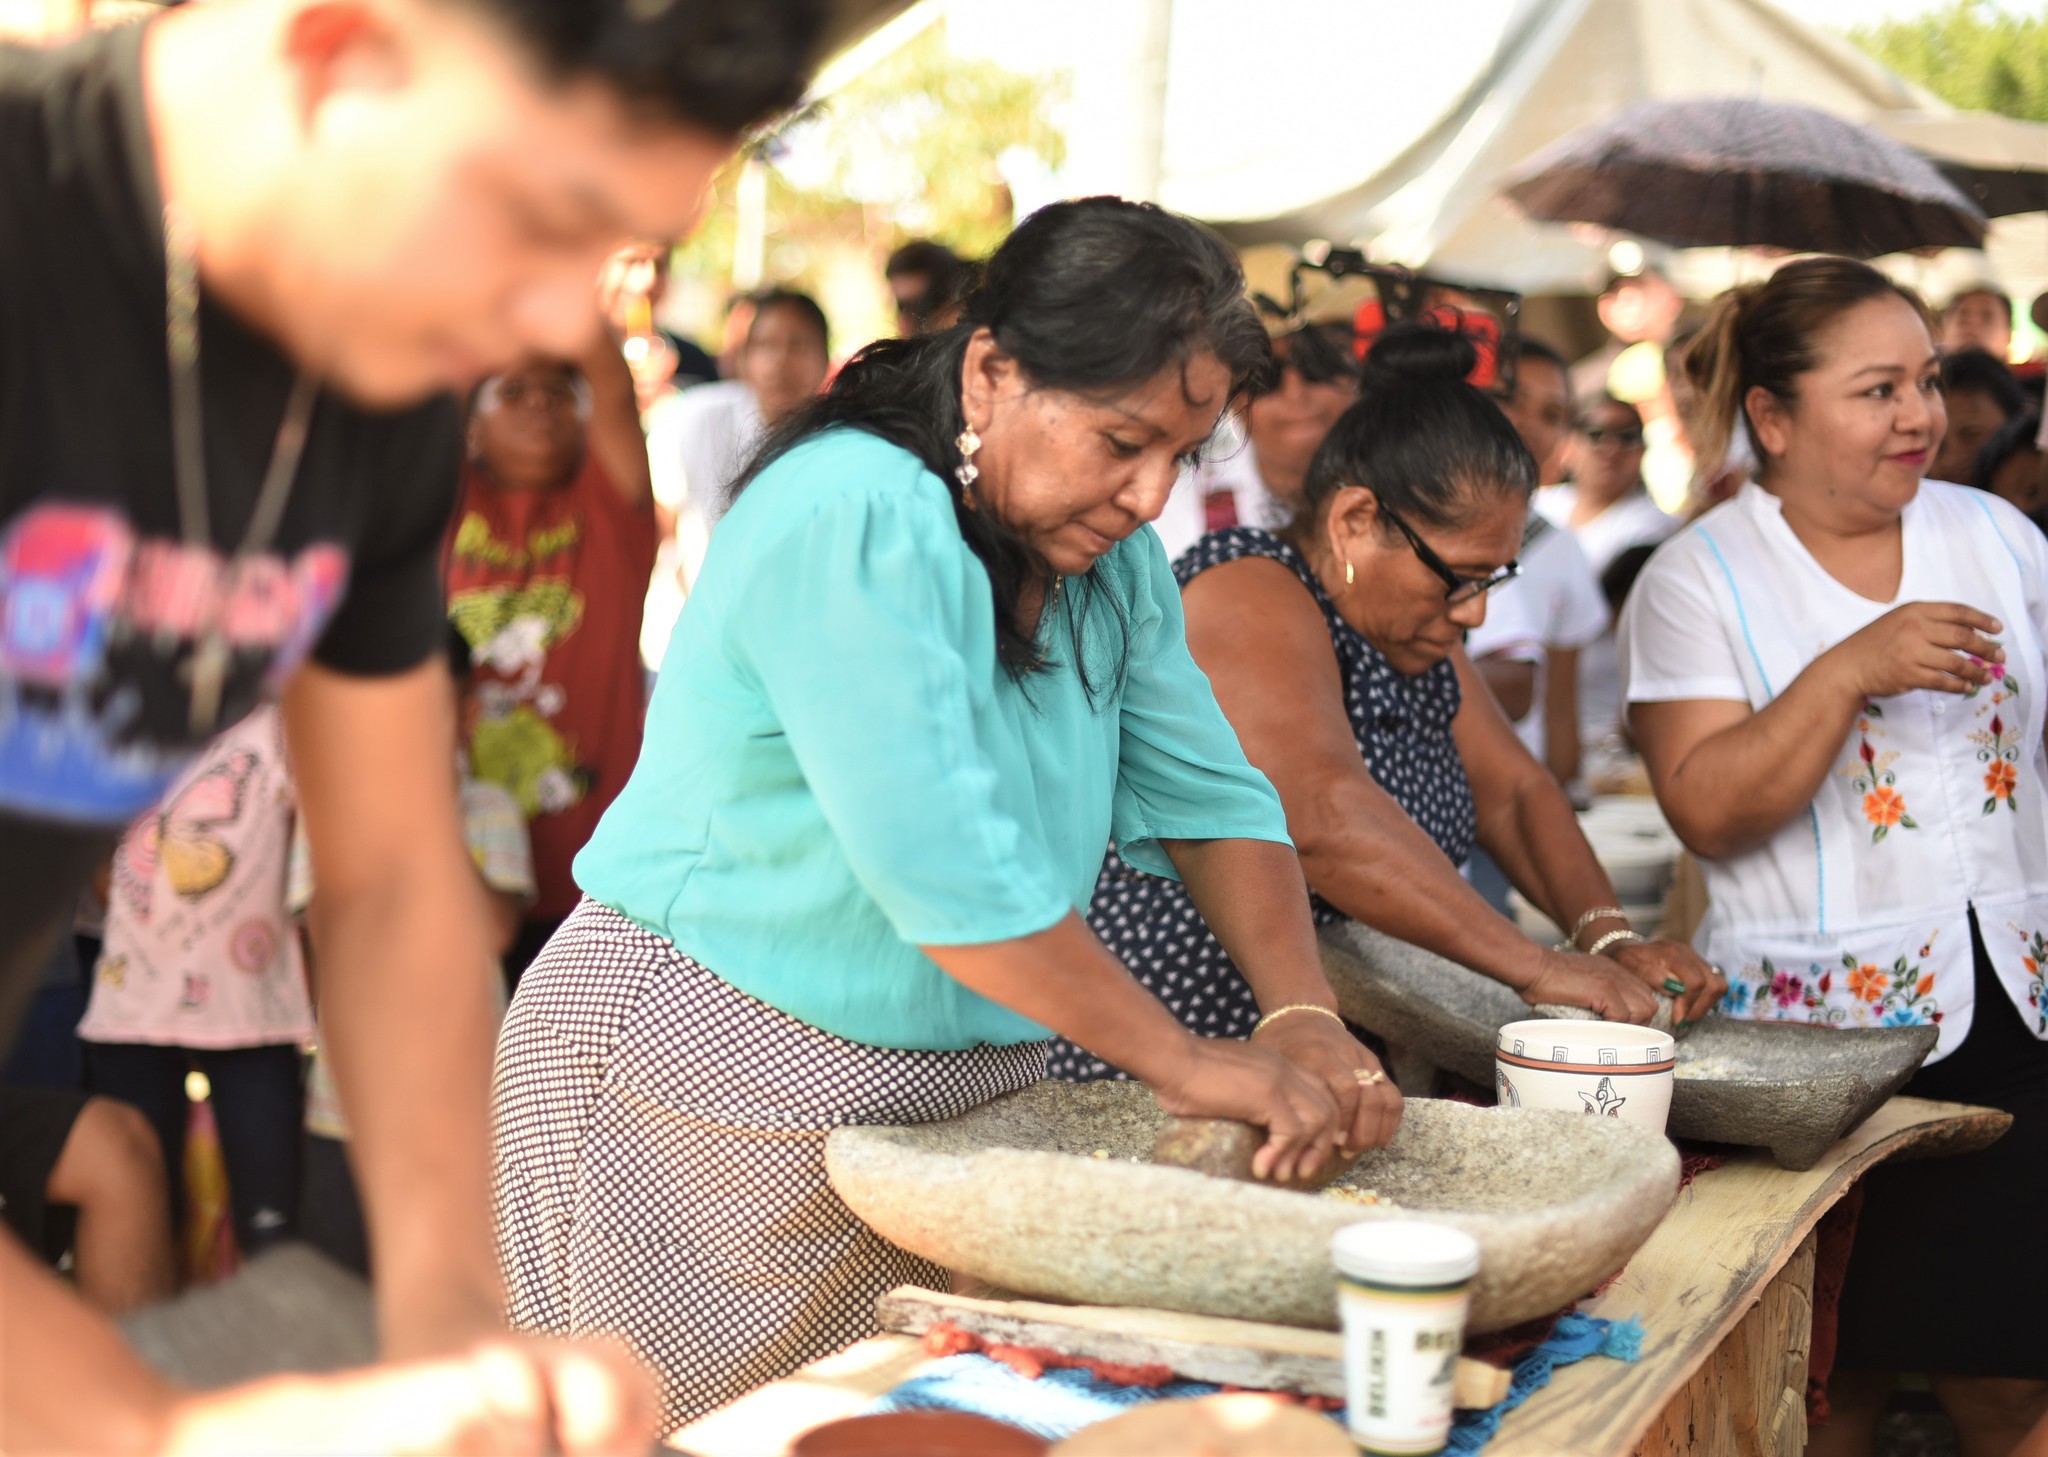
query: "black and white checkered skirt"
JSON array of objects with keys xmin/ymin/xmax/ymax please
[{"xmin": 491, "ymin": 899, "xmax": 1049, "ymax": 1428}]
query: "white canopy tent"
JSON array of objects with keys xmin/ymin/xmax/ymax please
[{"xmin": 1091, "ymin": 0, "xmax": 2048, "ymax": 307}]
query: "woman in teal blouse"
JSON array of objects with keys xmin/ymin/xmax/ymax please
[{"xmin": 491, "ymin": 200, "xmax": 1401, "ymax": 1427}]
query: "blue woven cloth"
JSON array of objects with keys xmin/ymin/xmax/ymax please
[{"xmin": 869, "ymin": 1313, "xmax": 1644, "ymax": 1451}]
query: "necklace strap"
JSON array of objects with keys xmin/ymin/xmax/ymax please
[
  {"xmin": 164, "ymin": 204, "xmax": 209, "ymax": 550},
  {"xmin": 161, "ymin": 203, "xmax": 320, "ymax": 735}
]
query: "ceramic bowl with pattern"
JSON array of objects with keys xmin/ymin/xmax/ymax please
[{"xmin": 1494, "ymin": 1019, "xmax": 1675, "ymax": 1133}]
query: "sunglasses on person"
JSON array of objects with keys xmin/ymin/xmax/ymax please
[
  {"xmin": 1579, "ymin": 424, "xmax": 1644, "ymax": 448},
  {"xmin": 1269, "ymin": 323, "xmax": 1361, "ymax": 388},
  {"xmin": 1377, "ymin": 502, "xmax": 1520, "ymax": 604}
]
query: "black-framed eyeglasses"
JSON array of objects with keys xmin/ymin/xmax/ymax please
[{"xmin": 1378, "ymin": 503, "xmax": 1520, "ymax": 604}]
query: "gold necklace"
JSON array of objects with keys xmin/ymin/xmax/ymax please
[{"xmin": 163, "ymin": 203, "xmax": 319, "ymax": 735}]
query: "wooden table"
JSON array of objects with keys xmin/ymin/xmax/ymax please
[{"xmin": 672, "ymin": 1096, "xmax": 2007, "ymax": 1457}]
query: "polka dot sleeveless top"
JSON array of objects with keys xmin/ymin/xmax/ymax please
[{"xmin": 1047, "ymin": 526, "xmax": 1476, "ymax": 1082}]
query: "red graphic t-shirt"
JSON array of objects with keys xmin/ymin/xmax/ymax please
[{"xmin": 443, "ymin": 456, "xmax": 658, "ymax": 920}]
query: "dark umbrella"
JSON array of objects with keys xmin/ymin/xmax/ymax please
[{"xmin": 1503, "ymin": 97, "xmax": 1987, "ymax": 258}]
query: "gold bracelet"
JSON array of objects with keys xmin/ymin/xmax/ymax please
[
  {"xmin": 1254, "ymin": 1003, "xmax": 1344, "ymax": 1034},
  {"xmin": 1569, "ymin": 905, "xmax": 1631, "ymax": 943},
  {"xmin": 1587, "ymin": 928, "xmax": 1646, "ymax": 959}
]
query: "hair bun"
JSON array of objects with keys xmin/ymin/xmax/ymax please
[{"xmin": 1359, "ymin": 323, "xmax": 1481, "ymax": 391}]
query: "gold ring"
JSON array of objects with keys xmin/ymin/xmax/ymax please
[{"xmin": 1353, "ymin": 1069, "xmax": 1387, "ymax": 1087}]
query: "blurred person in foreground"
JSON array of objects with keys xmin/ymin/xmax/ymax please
[
  {"xmin": 1624, "ymin": 258, "xmax": 2048, "ymax": 1456},
  {"xmin": 1049, "ymin": 325, "xmax": 1722, "ymax": 1091},
  {"xmin": 1942, "ymin": 281, "xmax": 2014, "ymax": 363},
  {"xmin": 885, "ymin": 236, "xmax": 968, "ymax": 337},
  {"xmin": 296, "ymin": 624, "xmax": 536, "ymax": 1279},
  {"xmin": 447, "ymin": 342, "xmax": 656, "ymax": 989},
  {"xmin": 1932, "ymin": 348, "xmax": 2028, "ymax": 490},
  {"xmin": 0, "ymin": 0, "xmax": 827, "ymax": 1450}
]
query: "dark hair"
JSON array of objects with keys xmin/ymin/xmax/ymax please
[
  {"xmin": 887, "ymin": 240, "xmax": 970, "ymax": 331},
  {"xmin": 1578, "ymin": 392, "xmax": 1645, "ymax": 431},
  {"xmin": 1941, "ymin": 348, "xmax": 2027, "ymax": 421},
  {"xmin": 1947, "ymin": 283, "xmax": 2013, "ymax": 329},
  {"xmin": 1511, "ymin": 337, "xmax": 1569, "ymax": 381},
  {"xmin": 886, "ymin": 238, "xmax": 964, "ymax": 287},
  {"xmin": 736, "ymin": 197, "xmax": 1271, "ymax": 687},
  {"xmin": 456, "ymin": 0, "xmax": 828, "ymax": 136},
  {"xmin": 1683, "ymin": 257, "xmax": 1931, "ymax": 480},
  {"xmin": 1298, "ymin": 323, "xmax": 1537, "ymax": 534},
  {"xmin": 747, "ymin": 289, "xmax": 830, "ymax": 354},
  {"xmin": 1972, "ymin": 411, "xmax": 2044, "ymax": 495},
  {"xmin": 1600, "ymin": 544, "xmax": 1659, "ymax": 616}
]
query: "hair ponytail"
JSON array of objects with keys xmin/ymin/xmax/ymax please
[
  {"xmin": 1681, "ymin": 281, "xmax": 1761, "ymax": 487},
  {"xmin": 1682, "ymin": 258, "xmax": 1931, "ymax": 480}
]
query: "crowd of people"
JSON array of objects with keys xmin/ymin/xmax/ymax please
[{"xmin": 4, "ymin": 1, "xmax": 2048, "ymax": 1454}]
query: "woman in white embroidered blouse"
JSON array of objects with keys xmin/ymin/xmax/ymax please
[{"xmin": 1620, "ymin": 258, "xmax": 2048, "ymax": 1455}]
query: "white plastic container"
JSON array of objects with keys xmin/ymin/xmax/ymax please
[
  {"xmin": 1333, "ymin": 1221, "xmax": 1483, "ymax": 1456},
  {"xmin": 1495, "ymin": 1018, "xmax": 1676, "ymax": 1134}
]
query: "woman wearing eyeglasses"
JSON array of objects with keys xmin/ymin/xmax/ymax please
[
  {"xmin": 1047, "ymin": 327, "xmax": 1723, "ymax": 1084},
  {"xmin": 1545, "ymin": 397, "xmax": 1680, "ymax": 571},
  {"xmin": 1538, "ymin": 396, "xmax": 1680, "ymax": 753}
]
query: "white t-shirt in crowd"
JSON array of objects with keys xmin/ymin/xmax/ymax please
[
  {"xmin": 1537, "ymin": 484, "xmax": 1679, "ymax": 747},
  {"xmin": 1467, "ymin": 514, "xmax": 1609, "ymax": 763},
  {"xmin": 1152, "ymin": 431, "xmax": 1294, "ymax": 565},
  {"xmin": 1619, "ymin": 479, "xmax": 2048, "ymax": 1062},
  {"xmin": 642, "ymin": 379, "xmax": 766, "ymax": 670}
]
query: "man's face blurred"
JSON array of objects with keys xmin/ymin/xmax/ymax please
[
  {"xmin": 252, "ymin": 3, "xmax": 733, "ymax": 406},
  {"xmin": 890, "ymin": 271, "xmax": 932, "ymax": 337},
  {"xmin": 741, "ymin": 304, "xmax": 829, "ymax": 425},
  {"xmin": 1942, "ymin": 292, "xmax": 2013, "ymax": 361},
  {"xmin": 1500, "ymin": 357, "xmax": 1571, "ymax": 483}
]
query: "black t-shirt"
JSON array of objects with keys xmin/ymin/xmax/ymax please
[{"xmin": 0, "ymin": 24, "xmax": 458, "ymax": 1033}]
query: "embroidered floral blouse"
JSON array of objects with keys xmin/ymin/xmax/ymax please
[{"xmin": 1619, "ymin": 480, "xmax": 2048, "ymax": 1062}]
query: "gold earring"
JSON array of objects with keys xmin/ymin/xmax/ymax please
[
  {"xmin": 954, "ymin": 425, "xmax": 982, "ymax": 491},
  {"xmin": 1345, "ymin": 559, "xmax": 1355, "ymax": 587}
]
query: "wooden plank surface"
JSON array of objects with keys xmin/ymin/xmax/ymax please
[
  {"xmin": 671, "ymin": 1097, "xmax": 2007, "ymax": 1457},
  {"xmin": 1484, "ymin": 1097, "xmax": 2006, "ymax": 1457}
]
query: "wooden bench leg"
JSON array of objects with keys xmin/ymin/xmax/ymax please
[{"xmin": 1632, "ymin": 1231, "xmax": 1816, "ymax": 1456}]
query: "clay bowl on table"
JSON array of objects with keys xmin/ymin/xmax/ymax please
[
  {"xmin": 824, "ymin": 1081, "xmax": 1677, "ymax": 1335},
  {"xmin": 1319, "ymin": 920, "xmax": 1940, "ymax": 1171}
]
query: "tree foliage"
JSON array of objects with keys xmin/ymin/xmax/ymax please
[
  {"xmin": 676, "ymin": 21, "xmax": 1064, "ymax": 299},
  {"xmin": 1845, "ymin": 1, "xmax": 2048, "ymax": 122}
]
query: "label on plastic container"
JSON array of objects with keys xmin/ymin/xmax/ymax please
[{"xmin": 1338, "ymin": 1274, "xmax": 1473, "ymax": 1456}]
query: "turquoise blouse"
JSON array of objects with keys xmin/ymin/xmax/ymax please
[{"xmin": 576, "ymin": 427, "xmax": 1289, "ymax": 1051}]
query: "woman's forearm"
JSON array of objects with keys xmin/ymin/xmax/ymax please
[
  {"xmin": 1542, "ymin": 647, "xmax": 1582, "ymax": 786},
  {"xmin": 1639, "ymin": 650, "xmax": 1864, "ymax": 858},
  {"xmin": 922, "ymin": 915, "xmax": 1195, "ymax": 1084},
  {"xmin": 1296, "ymin": 778, "xmax": 1541, "ymax": 992},
  {"xmin": 1162, "ymin": 837, "xmax": 1336, "ymax": 1014},
  {"xmin": 1475, "ymin": 771, "xmax": 1622, "ymax": 938}
]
